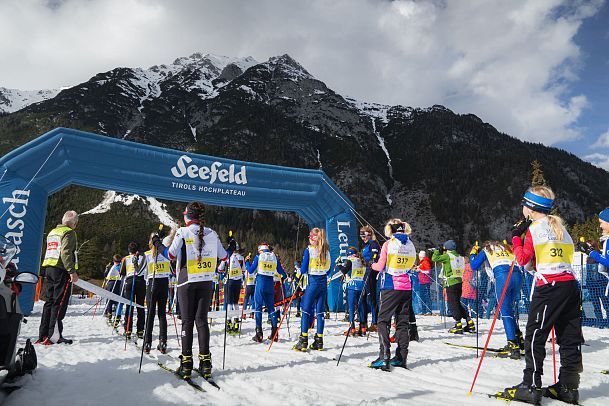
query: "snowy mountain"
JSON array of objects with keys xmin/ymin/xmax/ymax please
[
  {"xmin": 0, "ymin": 87, "xmax": 61, "ymax": 114},
  {"xmin": 81, "ymin": 191, "xmax": 178, "ymax": 229},
  {"xmin": 2, "ymin": 52, "xmax": 609, "ymax": 254}
]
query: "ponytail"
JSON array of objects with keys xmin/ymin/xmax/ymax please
[
  {"xmin": 546, "ymin": 215, "xmax": 565, "ymax": 241},
  {"xmin": 195, "ymin": 203, "xmax": 206, "ymax": 263}
]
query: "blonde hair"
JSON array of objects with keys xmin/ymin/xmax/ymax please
[
  {"xmin": 311, "ymin": 227, "xmax": 329, "ymax": 262},
  {"xmin": 528, "ymin": 185, "xmax": 564, "ymax": 240},
  {"xmin": 383, "ymin": 218, "xmax": 412, "ymax": 238},
  {"xmin": 359, "ymin": 225, "xmax": 377, "ymax": 241}
]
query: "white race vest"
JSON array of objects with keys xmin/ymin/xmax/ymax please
[
  {"xmin": 181, "ymin": 226, "xmax": 219, "ymax": 283},
  {"xmin": 484, "ymin": 246, "xmax": 514, "ymax": 270},
  {"xmin": 257, "ymin": 251, "xmax": 278, "ymax": 277},
  {"xmin": 307, "ymin": 246, "xmax": 330, "ymax": 276},
  {"xmin": 529, "ymin": 218, "xmax": 574, "ymax": 276},
  {"xmin": 386, "ymin": 237, "xmax": 416, "ymax": 276},
  {"xmin": 145, "ymin": 250, "xmax": 172, "ymax": 280},
  {"xmin": 348, "ymin": 256, "xmax": 365, "ymax": 281},
  {"xmin": 228, "ymin": 253, "xmax": 245, "ymax": 280},
  {"xmin": 125, "ymin": 254, "xmax": 145, "ymax": 277},
  {"xmin": 448, "ymin": 253, "xmax": 465, "ymax": 278},
  {"xmin": 105, "ymin": 264, "xmax": 121, "ymax": 281}
]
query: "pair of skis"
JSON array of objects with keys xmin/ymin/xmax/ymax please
[{"xmin": 157, "ymin": 362, "xmax": 220, "ymax": 392}]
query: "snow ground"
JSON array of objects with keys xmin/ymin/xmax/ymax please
[{"xmin": 4, "ymin": 301, "xmax": 609, "ymax": 406}]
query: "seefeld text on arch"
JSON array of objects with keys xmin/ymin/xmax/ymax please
[{"xmin": 170, "ymin": 155, "xmax": 248, "ymax": 185}]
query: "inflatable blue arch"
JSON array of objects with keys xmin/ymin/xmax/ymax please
[{"xmin": 0, "ymin": 128, "xmax": 357, "ymax": 315}]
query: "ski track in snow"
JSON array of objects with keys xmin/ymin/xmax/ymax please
[{"xmin": 5, "ymin": 301, "xmax": 609, "ymax": 405}]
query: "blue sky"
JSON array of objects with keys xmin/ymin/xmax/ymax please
[
  {"xmin": 0, "ymin": 0, "xmax": 608, "ymax": 169},
  {"xmin": 557, "ymin": 2, "xmax": 609, "ymax": 168}
]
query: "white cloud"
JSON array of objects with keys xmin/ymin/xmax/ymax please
[
  {"xmin": 0, "ymin": 0, "xmax": 603, "ymax": 145},
  {"xmin": 584, "ymin": 152, "xmax": 609, "ymax": 171},
  {"xmin": 592, "ymin": 128, "xmax": 609, "ymax": 148}
]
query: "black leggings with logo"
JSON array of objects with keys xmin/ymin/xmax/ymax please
[{"xmin": 177, "ymin": 280, "xmax": 213, "ymax": 356}]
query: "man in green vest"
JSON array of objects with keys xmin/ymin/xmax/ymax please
[{"xmin": 37, "ymin": 210, "xmax": 79, "ymax": 345}]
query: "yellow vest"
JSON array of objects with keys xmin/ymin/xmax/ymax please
[{"xmin": 42, "ymin": 226, "xmax": 78, "ymax": 270}]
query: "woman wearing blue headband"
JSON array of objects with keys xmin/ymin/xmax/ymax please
[{"xmin": 500, "ymin": 186, "xmax": 582, "ymax": 405}]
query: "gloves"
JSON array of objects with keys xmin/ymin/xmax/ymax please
[
  {"xmin": 245, "ymin": 253, "xmax": 252, "ymax": 262},
  {"xmin": 470, "ymin": 241, "xmax": 480, "ymax": 256},
  {"xmin": 511, "ymin": 218, "xmax": 532, "ymax": 238},
  {"xmin": 151, "ymin": 234, "xmax": 164, "ymax": 251},
  {"xmin": 436, "ymin": 246, "xmax": 445, "ymax": 254},
  {"xmin": 577, "ymin": 241, "xmax": 594, "ymax": 255},
  {"xmin": 335, "ymin": 256, "xmax": 343, "ymax": 265}
]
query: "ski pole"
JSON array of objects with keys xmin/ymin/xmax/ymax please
[
  {"xmin": 476, "ymin": 266, "xmax": 479, "ymax": 359},
  {"xmin": 82, "ymin": 297, "xmax": 102, "ymax": 316},
  {"xmin": 337, "ymin": 270, "xmax": 371, "ymax": 366},
  {"xmin": 267, "ymin": 278, "xmax": 301, "ymax": 352},
  {"xmin": 139, "ymin": 224, "xmax": 163, "ymax": 374},
  {"xmin": 167, "ymin": 282, "xmax": 180, "ymax": 347},
  {"xmin": 551, "ymin": 326, "xmax": 557, "ymax": 384},
  {"xmin": 467, "ymin": 260, "xmax": 516, "ymax": 395},
  {"xmin": 222, "ymin": 291, "xmax": 229, "ymax": 370},
  {"xmin": 112, "ymin": 276, "xmax": 126, "ymax": 332},
  {"xmin": 124, "ymin": 258, "xmax": 138, "ymax": 351}
]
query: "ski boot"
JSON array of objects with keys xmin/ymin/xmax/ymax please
[
  {"xmin": 449, "ymin": 322, "xmax": 464, "ymax": 334},
  {"xmin": 409, "ymin": 324, "xmax": 420, "ymax": 342},
  {"xmin": 34, "ymin": 337, "xmax": 47, "ymax": 344},
  {"xmin": 497, "ymin": 382, "xmax": 542, "ymax": 405},
  {"xmin": 252, "ymin": 327, "xmax": 264, "ymax": 343},
  {"xmin": 325, "ymin": 311, "xmax": 331, "ymax": 319},
  {"xmin": 123, "ymin": 330, "xmax": 132, "ymax": 340},
  {"xmin": 295, "ymin": 310, "xmax": 301, "ymax": 318},
  {"xmin": 369, "ymin": 357, "xmax": 390, "ymax": 371},
  {"xmin": 232, "ymin": 318, "xmax": 240, "ymax": 334},
  {"xmin": 136, "ymin": 330, "xmax": 145, "ymax": 340},
  {"xmin": 113, "ymin": 317, "xmax": 121, "ymax": 328},
  {"xmin": 226, "ymin": 320, "xmax": 233, "ymax": 334},
  {"xmin": 198, "ymin": 353, "xmax": 212, "ymax": 379},
  {"xmin": 144, "ymin": 342, "xmax": 151, "ymax": 354},
  {"xmin": 176, "ymin": 354, "xmax": 193, "ymax": 380},
  {"xmin": 542, "ymin": 382, "xmax": 579, "ymax": 404},
  {"xmin": 309, "ymin": 333, "xmax": 323, "ymax": 351},
  {"xmin": 516, "ymin": 329, "xmax": 525, "ymax": 355},
  {"xmin": 269, "ymin": 326, "xmax": 278, "ymax": 342},
  {"xmin": 157, "ymin": 339, "xmax": 167, "ymax": 354},
  {"xmin": 497, "ymin": 341, "xmax": 521, "ymax": 360},
  {"xmin": 293, "ymin": 333, "xmax": 308, "ymax": 352},
  {"xmin": 57, "ymin": 336, "xmax": 73, "ymax": 345},
  {"xmin": 368, "ymin": 324, "xmax": 378, "ymax": 333},
  {"xmin": 359, "ymin": 323, "xmax": 367, "ymax": 335},
  {"xmin": 250, "ymin": 312, "xmax": 254, "ymax": 319},
  {"xmin": 41, "ymin": 337, "xmax": 54, "ymax": 346},
  {"xmin": 389, "ymin": 354, "xmax": 407, "ymax": 369},
  {"xmin": 342, "ymin": 313, "xmax": 350, "ymax": 322},
  {"xmin": 463, "ymin": 319, "xmax": 476, "ymax": 333},
  {"xmin": 343, "ymin": 326, "xmax": 358, "ymax": 337}
]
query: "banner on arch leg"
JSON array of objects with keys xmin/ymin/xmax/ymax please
[{"xmin": 326, "ymin": 211, "xmax": 357, "ymax": 312}]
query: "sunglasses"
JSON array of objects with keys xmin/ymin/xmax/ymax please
[
  {"xmin": 309, "ymin": 233, "xmax": 318, "ymax": 241},
  {"xmin": 359, "ymin": 232, "xmax": 371, "ymax": 237}
]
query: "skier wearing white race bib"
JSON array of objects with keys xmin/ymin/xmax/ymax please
[
  {"xmin": 143, "ymin": 232, "xmax": 173, "ymax": 354},
  {"xmin": 500, "ymin": 186, "xmax": 582, "ymax": 405},
  {"xmin": 152, "ymin": 201, "xmax": 228, "ymax": 381},
  {"xmin": 369, "ymin": 219, "xmax": 416, "ymax": 371},
  {"xmin": 432, "ymin": 240, "xmax": 474, "ymax": 334},
  {"xmin": 225, "ymin": 246, "xmax": 245, "ymax": 334}
]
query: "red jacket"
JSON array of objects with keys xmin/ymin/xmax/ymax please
[{"xmin": 418, "ymin": 257, "xmax": 432, "ymax": 285}]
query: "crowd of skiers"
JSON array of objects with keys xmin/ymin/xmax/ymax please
[{"xmin": 34, "ymin": 184, "xmax": 609, "ymax": 405}]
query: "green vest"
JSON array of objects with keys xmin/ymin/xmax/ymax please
[{"xmin": 42, "ymin": 226, "xmax": 78, "ymax": 270}]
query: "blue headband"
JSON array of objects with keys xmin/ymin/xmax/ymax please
[
  {"xmin": 522, "ymin": 191, "xmax": 554, "ymax": 214},
  {"xmin": 347, "ymin": 248, "xmax": 357, "ymax": 256},
  {"xmin": 599, "ymin": 208, "xmax": 609, "ymax": 223}
]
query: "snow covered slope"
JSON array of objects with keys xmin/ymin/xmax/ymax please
[
  {"xmin": 0, "ymin": 87, "xmax": 60, "ymax": 114},
  {"xmin": 82, "ymin": 191, "xmax": 178, "ymax": 229},
  {"xmin": 4, "ymin": 302, "xmax": 608, "ymax": 405}
]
